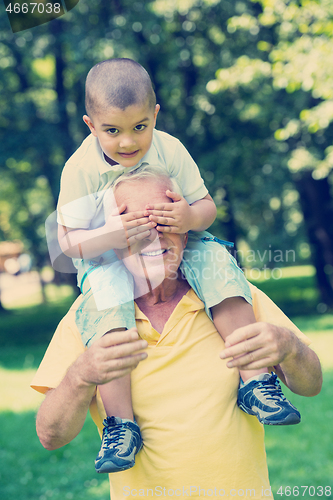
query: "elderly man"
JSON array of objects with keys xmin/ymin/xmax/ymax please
[{"xmin": 32, "ymin": 168, "xmax": 322, "ymax": 500}]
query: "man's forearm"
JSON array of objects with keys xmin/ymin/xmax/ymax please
[
  {"xmin": 36, "ymin": 366, "xmax": 96, "ymax": 450},
  {"xmin": 277, "ymin": 329, "xmax": 322, "ymax": 397}
]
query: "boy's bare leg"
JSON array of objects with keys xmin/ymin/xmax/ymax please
[
  {"xmin": 99, "ymin": 373, "xmax": 134, "ymax": 420},
  {"xmin": 212, "ymin": 297, "xmax": 301, "ymax": 425},
  {"xmin": 211, "ymin": 297, "xmax": 268, "ymax": 382},
  {"xmin": 98, "ymin": 328, "xmax": 134, "ymax": 420},
  {"xmin": 94, "ymin": 329, "xmax": 142, "ymax": 474}
]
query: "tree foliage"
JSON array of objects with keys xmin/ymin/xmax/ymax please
[{"xmin": 1, "ymin": 0, "xmax": 333, "ymax": 305}]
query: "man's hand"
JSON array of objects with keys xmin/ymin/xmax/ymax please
[
  {"xmin": 73, "ymin": 328, "xmax": 148, "ymax": 387},
  {"xmin": 145, "ymin": 190, "xmax": 195, "ymax": 233},
  {"xmin": 104, "ymin": 203, "xmax": 156, "ymax": 250},
  {"xmin": 220, "ymin": 321, "xmax": 322, "ymax": 396},
  {"xmin": 219, "ymin": 322, "xmax": 293, "ymax": 371},
  {"xmin": 36, "ymin": 329, "xmax": 148, "ymax": 451}
]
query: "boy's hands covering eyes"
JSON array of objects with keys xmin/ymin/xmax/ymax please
[
  {"xmin": 105, "ymin": 203, "xmax": 156, "ymax": 250},
  {"xmin": 145, "ymin": 190, "xmax": 195, "ymax": 234}
]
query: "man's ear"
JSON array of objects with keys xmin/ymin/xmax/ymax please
[
  {"xmin": 83, "ymin": 115, "xmax": 97, "ymax": 137},
  {"xmin": 183, "ymin": 232, "xmax": 189, "ymax": 248}
]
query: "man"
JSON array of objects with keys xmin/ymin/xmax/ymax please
[{"xmin": 32, "ymin": 168, "xmax": 322, "ymax": 500}]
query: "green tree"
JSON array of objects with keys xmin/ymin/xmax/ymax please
[{"xmin": 1, "ymin": 0, "xmax": 333, "ymax": 311}]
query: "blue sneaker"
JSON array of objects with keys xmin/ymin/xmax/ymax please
[
  {"xmin": 95, "ymin": 416, "xmax": 143, "ymax": 473},
  {"xmin": 237, "ymin": 372, "xmax": 301, "ymax": 425}
]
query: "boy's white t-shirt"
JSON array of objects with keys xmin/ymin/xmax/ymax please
[{"xmin": 57, "ymin": 129, "xmax": 208, "ymax": 230}]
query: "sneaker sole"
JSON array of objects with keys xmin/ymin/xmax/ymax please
[
  {"xmin": 256, "ymin": 412, "xmax": 301, "ymax": 426},
  {"xmin": 96, "ymin": 460, "xmax": 135, "ymax": 474},
  {"xmin": 238, "ymin": 403, "xmax": 301, "ymax": 426}
]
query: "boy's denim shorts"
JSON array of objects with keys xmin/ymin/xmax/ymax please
[{"xmin": 75, "ymin": 231, "xmax": 252, "ymax": 347}]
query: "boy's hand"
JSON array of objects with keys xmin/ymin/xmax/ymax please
[
  {"xmin": 145, "ymin": 190, "xmax": 194, "ymax": 233},
  {"xmin": 105, "ymin": 203, "xmax": 156, "ymax": 250}
]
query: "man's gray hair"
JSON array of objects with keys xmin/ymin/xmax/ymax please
[{"xmin": 112, "ymin": 164, "xmax": 183, "ymax": 196}]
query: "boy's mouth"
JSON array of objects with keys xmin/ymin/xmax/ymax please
[{"xmin": 118, "ymin": 150, "xmax": 139, "ymax": 158}]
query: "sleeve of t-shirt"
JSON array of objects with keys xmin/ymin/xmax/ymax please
[
  {"xmin": 249, "ymin": 282, "xmax": 311, "ymax": 346},
  {"xmin": 30, "ymin": 298, "xmax": 85, "ymax": 394},
  {"xmin": 168, "ymin": 139, "xmax": 208, "ymax": 205},
  {"xmin": 57, "ymin": 161, "xmax": 98, "ymax": 229}
]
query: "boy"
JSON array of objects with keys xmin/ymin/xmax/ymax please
[{"xmin": 56, "ymin": 58, "xmax": 300, "ymax": 474}]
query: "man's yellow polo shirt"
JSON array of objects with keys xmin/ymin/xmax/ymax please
[{"xmin": 31, "ymin": 284, "xmax": 310, "ymax": 500}]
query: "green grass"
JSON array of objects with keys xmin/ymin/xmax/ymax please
[
  {"xmin": 0, "ymin": 410, "xmax": 110, "ymax": 500},
  {"xmin": 247, "ymin": 265, "xmax": 323, "ymax": 317},
  {"xmin": 265, "ymin": 373, "xmax": 333, "ymax": 499},
  {"xmin": 0, "ymin": 290, "xmax": 76, "ymax": 350}
]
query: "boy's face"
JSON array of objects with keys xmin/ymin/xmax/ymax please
[{"xmin": 83, "ymin": 102, "xmax": 160, "ymax": 168}]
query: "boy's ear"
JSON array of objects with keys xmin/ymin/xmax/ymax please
[
  {"xmin": 83, "ymin": 115, "xmax": 97, "ymax": 136},
  {"xmin": 153, "ymin": 104, "xmax": 160, "ymax": 125}
]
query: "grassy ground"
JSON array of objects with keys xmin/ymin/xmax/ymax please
[{"xmin": 0, "ymin": 270, "xmax": 332, "ymax": 499}]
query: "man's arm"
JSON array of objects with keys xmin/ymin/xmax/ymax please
[
  {"xmin": 220, "ymin": 322, "xmax": 322, "ymax": 397},
  {"xmin": 36, "ymin": 330, "xmax": 148, "ymax": 450}
]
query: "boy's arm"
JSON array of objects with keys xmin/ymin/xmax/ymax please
[
  {"xmin": 188, "ymin": 194, "xmax": 217, "ymax": 231},
  {"xmin": 145, "ymin": 192, "xmax": 217, "ymax": 233},
  {"xmin": 58, "ymin": 206, "xmax": 156, "ymax": 259}
]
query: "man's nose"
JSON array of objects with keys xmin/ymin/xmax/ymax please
[{"xmin": 147, "ymin": 228, "xmax": 159, "ymax": 241}]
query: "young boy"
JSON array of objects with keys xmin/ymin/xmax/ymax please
[{"xmin": 56, "ymin": 58, "xmax": 300, "ymax": 474}]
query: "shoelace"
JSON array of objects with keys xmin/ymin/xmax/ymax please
[
  {"xmin": 259, "ymin": 375, "xmax": 287, "ymax": 402},
  {"xmin": 102, "ymin": 425, "xmax": 128, "ymax": 449}
]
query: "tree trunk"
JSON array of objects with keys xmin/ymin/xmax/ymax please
[{"xmin": 294, "ymin": 171, "xmax": 333, "ymax": 307}]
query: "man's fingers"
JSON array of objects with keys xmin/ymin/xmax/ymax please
[
  {"xmin": 104, "ymin": 350, "xmax": 148, "ymax": 371},
  {"xmin": 100, "ymin": 331, "xmax": 147, "ymax": 350},
  {"xmin": 99, "ymin": 352, "xmax": 148, "ymax": 383},
  {"xmin": 224, "ymin": 323, "xmax": 262, "ymax": 347},
  {"xmin": 226, "ymin": 351, "xmax": 272, "ymax": 370},
  {"xmin": 221, "ymin": 336, "xmax": 260, "ymax": 360}
]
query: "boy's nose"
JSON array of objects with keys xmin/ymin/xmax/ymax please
[{"xmin": 119, "ymin": 134, "xmax": 136, "ymax": 148}]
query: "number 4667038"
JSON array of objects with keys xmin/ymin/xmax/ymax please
[
  {"xmin": 277, "ymin": 486, "xmax": 332, "ymax": 497},
  {"xmin": 5, "ymin": 3, "xmax": 61, "ymax": 14}
]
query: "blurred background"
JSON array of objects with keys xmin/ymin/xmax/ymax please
[{"xmin": 0, "ymin": 0, "xmax": 332, "ymax": 499}]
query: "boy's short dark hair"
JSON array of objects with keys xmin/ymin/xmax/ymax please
[{"xmin": 85, "ymin": 58, "xmax": 156, "ymax": 117}]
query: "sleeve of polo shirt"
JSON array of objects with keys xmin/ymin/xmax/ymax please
[
  {"xmin": 57, "ymin": 161, "xmax": 98, "ymax": 229},
  {"xmin": 169, "ymin": 139, "xmax": 208, "ymax": 205},
  {"xmin": 30, "ymin": 299, "xmax": 85, "ymax": 394},
  {"xmin": 249, "ymin": 282, "xmax": 311, "ymax": 346}
]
